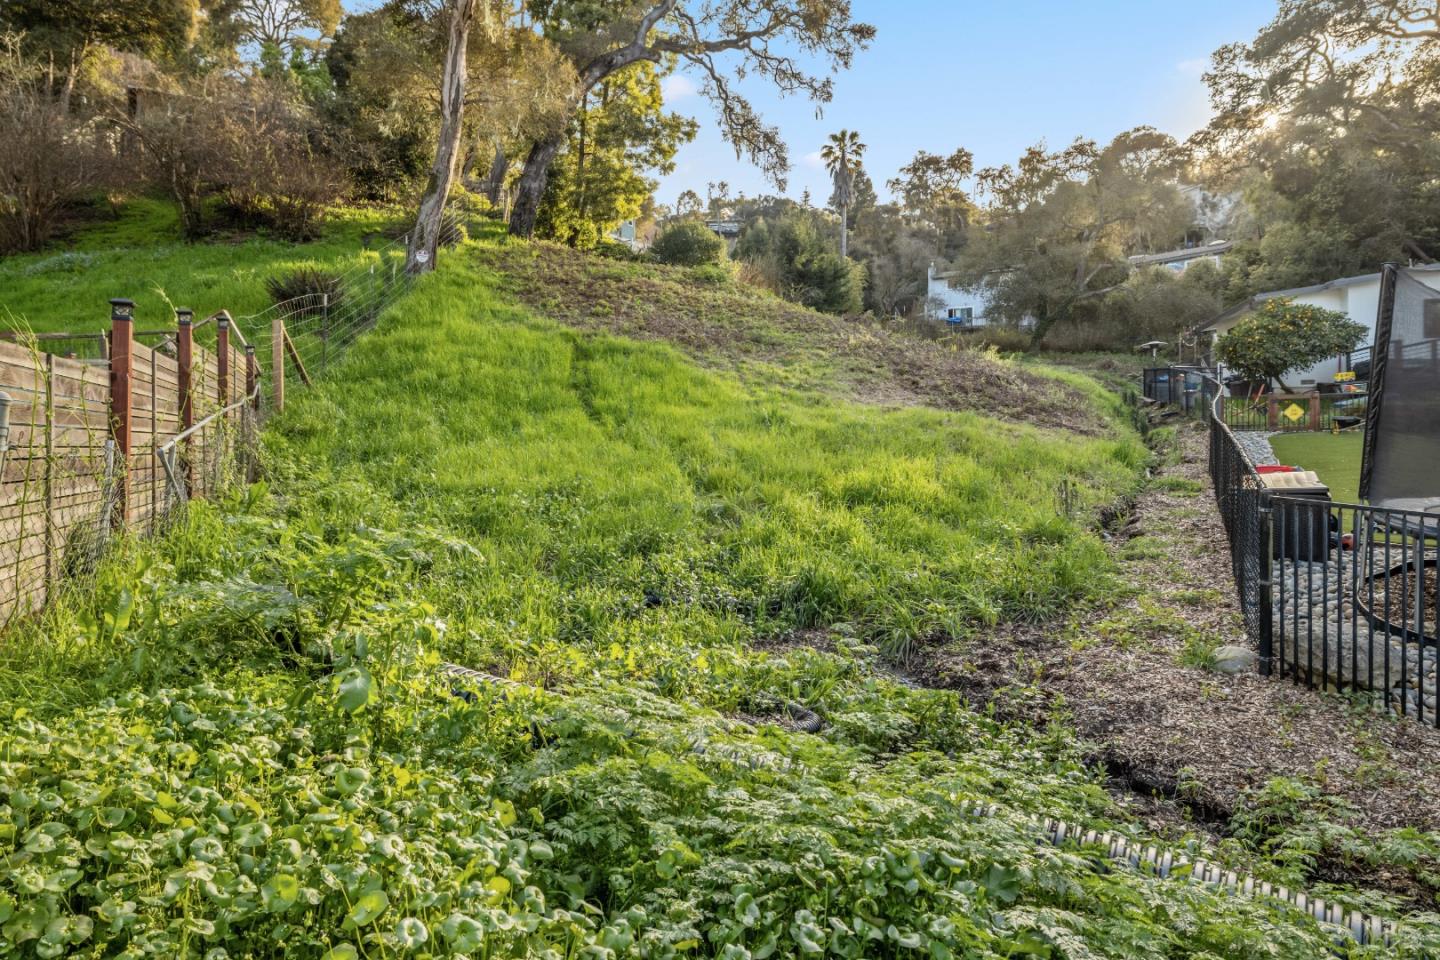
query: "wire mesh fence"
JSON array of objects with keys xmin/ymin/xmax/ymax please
[
  {"xmin": 1207, "ymin": 395, "xmax": 1270, "ymax": 650},
  {"xmin": 0, "ymin": 206, "xmax": 464, "ymax": 625}
]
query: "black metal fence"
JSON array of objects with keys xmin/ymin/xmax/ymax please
[
  {"xmin": 1208, "ymin": 406, "xmax": 1269, "ymax": 647},
  {"xmin": 1215, "ymin": 392, "xmax": 1369, "ymax": 434},
  {"xmin": 1143, "ymin": 367, "xmax": 1367, "ymax": 434},
  {"xmin": 1152, "ymin": 373, "xmax": 1440, "ymax": 726},
  {"xmin": 1268, "ymin": 497, "xmax": 1439, "ymax": 725}
]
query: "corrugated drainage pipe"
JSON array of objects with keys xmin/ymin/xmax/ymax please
[
  {"xmin": 439, "ymin": 665, "xmax": 1395, "ymax": 947},
  {"xmin": 956, "ymin": 802, "xmax": 1394, "ymax": 948}
]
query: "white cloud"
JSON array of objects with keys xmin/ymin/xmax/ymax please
[
  {"xmin": 801, "ymin": 150, "xmax": 825, "ymax": 169},
  {"xmin": 661, "ymin": 74, "xmax": 698, "ymax": 101},
  {"xmin": 1176, "ymin": 58, "xmax": 1208, "ymax": 76}
]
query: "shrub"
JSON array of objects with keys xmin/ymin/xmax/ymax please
[
  {"xmin": 689, "ymin": 262, "xmax": 733, "ymax": 286},
  {"xmin": 1216, "ymin": 298, "xmax": 1367, "ymax": 390},
  {"xmin": 734, "ymin": 211, "xmax": 863, "ymax": 315},
  {"xmin": 0, "ymin": 38, "xmax": 114, "ymax": 253},
  {"xmin": 130, "ymin": 77, "xmax": 344, "ymax": 242},
  {"xmin": 265, "ymin": 266, "xmax": 345, "ymax": 315},
  {"xmin": 651, "ymin": 221, "xmax": 726, "ymax": 267}
]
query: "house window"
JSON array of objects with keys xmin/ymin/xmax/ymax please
[{"xmin": 945, "ymin": 308, "xmax": 975, "ymax": 326}]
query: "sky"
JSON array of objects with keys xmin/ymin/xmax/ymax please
[{"xmin": 655, "ymin": 0, "xmax": 1278, "ymax": 207}]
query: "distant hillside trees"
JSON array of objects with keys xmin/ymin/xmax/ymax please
[
  {"xmin": 535, "ymin": 61, "xmax": 697, "ymax": 249},
  {"xmin": 736, "ymin": 210, "xmax": 864, "ymax": 314},
  {"xmin": 952, "ymin": 128, "xmax": 1194, "ymax": 345},
  {"xmin": 1194, "ymin": 0, "xmax": 1440, "ymax": 299},
  {"xmin": 508, "ymin": 0, "xmax": 875, "ymax": 239}
]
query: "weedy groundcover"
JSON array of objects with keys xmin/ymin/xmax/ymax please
[{"xmin": 3, "ymin": 245, "xmax": 1439, "ymax": 958}]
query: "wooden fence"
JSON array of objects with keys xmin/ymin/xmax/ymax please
[{"xmin": 0, "ymin": 300, "xmax": 259, "ymax": 622}]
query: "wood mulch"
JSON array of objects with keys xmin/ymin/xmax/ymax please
[{"xmin": 909, "ymin": 422, "xmax": 1440, "ymax": 840}]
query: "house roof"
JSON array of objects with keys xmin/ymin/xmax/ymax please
[
  {"xmin": 1128, "ymin": 241, "xmax": 1234, "ymax": 268},
  {"xmin": 1195, "ymin": 263, "xmax": 1440, "ymax": 334}
]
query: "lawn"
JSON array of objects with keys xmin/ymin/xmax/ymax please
[{"xmin": 1268, "ymin": 432, "xmax": 1364, "ymax": 504}]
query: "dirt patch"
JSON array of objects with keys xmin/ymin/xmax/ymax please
[
  {"xmin": 912, "ymin": 421, "xmax": 1440, "ymax": 841},
  {"xmin": 471, "ymin": 242, "xmax": 1109, "ymax": 435}
]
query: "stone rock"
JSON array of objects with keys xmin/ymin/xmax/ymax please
[{"xmin": 1211, "ymin": 645, "xmax": 1258, "ymax": 674}]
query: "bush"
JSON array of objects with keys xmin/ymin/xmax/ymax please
[
  {"xmin": 0, "ymin": 38, "xmax": 114, "ymax": 253},
  {"xmin": 651, "ymin": 221, "xmax": 726, "ymax": 267},
  {"xmin": 734, "ymin": 211, "xmax": 863, "ymax": 315},
  {"xmin": 689, "ymin": 262, "xmax": 733, "ymax": 286},
  {"xmin": 265, "ymin": 266, "xmax": 345, "ymax": 316},
  {"xmin": 131, "ymin": 77, "xmax": 344, "ymax": 242},
  {"xmin": 1216, "ymin": 298, "xmax": 1367, "ymax": 390}
]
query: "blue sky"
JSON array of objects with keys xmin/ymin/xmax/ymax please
[{"xmin": 655, "ymin": 0, "xmax": 1278, "ymax": 206}]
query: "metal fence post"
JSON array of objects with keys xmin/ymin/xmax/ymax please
[
  {"xmin": 107, "ymin": 298, "xmax": 134, "ymax": 530},
  {"xmin": 272, "ymin": 315, "xmax": 285, "ymax": 412},
  {"xmin": 321, "ymin": 293, "xmax": 330, "ymax": 373},
  {"xmin": 246, "ymin": 344, "xmax": 259, "ymax": 413},
  {"xmin": 1258, "ymin": 503, "xmax": 1274, "ymax": 676},
  {"xmin": 177, "ymin": 309, "xmax": 194, "ymax": 497}
]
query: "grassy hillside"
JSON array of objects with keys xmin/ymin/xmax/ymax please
[
  {"xmin": 0, "ymin": 200, "xmax": 406, "ymax": 337},
  {"xmin": 1, "ymin": 220, "xmax": 1435, "ymax": 958},
  {"xmin": 472, "ymin": 241, "xmax": 1116, "ymax": 436}
]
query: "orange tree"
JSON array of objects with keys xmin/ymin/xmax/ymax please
[{"xmin": 1216, "ymin": 297, "xmax": 1367, "ymax": 391}]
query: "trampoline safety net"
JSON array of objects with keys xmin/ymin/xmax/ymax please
[{"xmin": 1362, "ymin": 266, "xmax": 1440, "ymax": 504}]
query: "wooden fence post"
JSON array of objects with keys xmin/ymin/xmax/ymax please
[
  {"xmin": 177, "ymin": 309, "xmax": 194, "ymax": 496},
  {"xmin": 1309, "ymin": 391, "xmax": 1322, "ymax": 432},
  {"xmin": 1266, "ymin": 395, "xmax": 1279, "ymax": 431},
  {"xmin": 272, "ymin": 316, "xmax": 285, "ymax": 412},
  {"xmin": 217, "ymin": 317, "xmax": 230, "ymax": 407},
  {"xmin": 108, "ymin": 299, "xmax": 134, "ymax": 528}
]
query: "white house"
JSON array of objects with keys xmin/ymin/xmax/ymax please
[
  {"xmin": 925, "ymin": 264, "xmax": 993, "ymax": 328},
  {"xmin": 1196, "ymin": 264, "xmax": 1440, "ymax": 386}
]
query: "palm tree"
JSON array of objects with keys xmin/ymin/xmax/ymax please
[{"xmin": 820, "ymin": 129, "xmax": 866, "ymax": 260}]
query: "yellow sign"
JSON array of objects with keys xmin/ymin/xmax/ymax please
[
  {"xmin": 1335, "ymin": 371, "xmax": 1357, "ymax": 383},
  {"xmin": 1284, "ymin": 403, "xmax": 1306, "ymax": 423}
]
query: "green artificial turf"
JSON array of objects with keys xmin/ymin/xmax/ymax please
[{"xmin": 1268, "ymin": 432, "xmax": 1365, "ymax": 504}]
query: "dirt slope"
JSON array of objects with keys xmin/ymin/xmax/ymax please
[{"xmin": 472, "ymin": 241, "xmax": 1110, "ymax": 435}]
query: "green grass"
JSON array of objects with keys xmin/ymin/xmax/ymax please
[
  {"xmin": 272, "ymin": 253, "xmax": 1147, "ymax": 663},
  {"xmin": 0, "ymin": 198, "xmax": 407, "ymax": 343},
  {"xmin": 1, "ymin": 213, "xmax": 1437, "ymax": 958},
  {"xmin": 1268, "ymin": 433, "xmax": 1364, "ymax": 504}
]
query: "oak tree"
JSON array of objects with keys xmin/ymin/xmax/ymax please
[{"xmin": 509, "ymin": 0, "xmax": 874, "ymax": 238}]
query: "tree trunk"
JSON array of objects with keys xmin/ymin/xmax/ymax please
[
  {"xmin": 508, "ymin": 134, "xmax": 565, "ymax": 239},
  {"xmin": 839, "ymin": 203, "xmax": 849, "ymax": 260},
  {"xmin": 407, "ymin": 0, "xmax": 478, "ymax": 275},
  {"xmin": 483, "ymin": 145, "xmax": 509, "ymax": 207}
]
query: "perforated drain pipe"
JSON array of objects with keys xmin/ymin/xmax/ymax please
[
  {"xmin": 955, "ymin": 802, "xmax": 1394, "ymax": 948},
  {"xmin": 438, "ymin": 665, "xmax": 1396, "ymax": 948}
]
